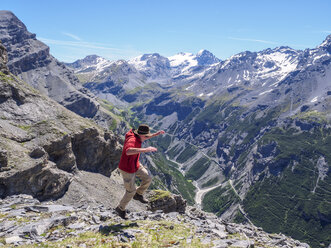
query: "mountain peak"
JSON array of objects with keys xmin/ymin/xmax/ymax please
[
  {"xmin": 196, "ymin": 49, "xmax": 220, "ymax": 65},
  {"xmin": 318, "ymin": 34, "xmax": 331, "ymax": 53},
  {"xmin": 140, "ymin": 53, "xmax": 163, "ymax": 61},
  {"xmin": 66, "ymin": 55, "xmax": 109, "ymax": 70},
  {"xmin": 0, "ymin": 10, "xmax": 36, "ymax": 44}
]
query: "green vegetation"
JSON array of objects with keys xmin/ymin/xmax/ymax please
[
  {"xmin": 150, "ymin": 153, "xmax": 196, "ymax": 205},
  {"xmin": 201, "ymin": 177, "xmax": 218, "ymax": 188},
  {"xmin": 176, "ymin": 145, "xmax": 198, "ymax": 163},
  {"xmin": 17, "ymin": 125, "xmax": 31, "ymax": 131},
  {"xmin": 243, "ymin": 125, "xmax": 331, "ymax": 248},
  {"xmin": 166, "ymin": 144, "xmax": 184, "ymax": 160},
  {"xmin": 186, "ymin": 156, "xmax": 211, "ymax": 180},
  {"xmin": 154, "ymin": 134, "xmax": 172, "ymax": 152},
  {"xmin": 202, "ymin": 185, "xmax": 241, "ymax": 216},
  {"xmin": 292, "ymin": 110, "xmax": 327, "ymax": 123},
  {"xmin": 260, "ymin": 125, "xmax": 331, "ymax": 163},
  {"xmin": 233, "ymin": 210, "xmax": 247, "ymax": 224},
  {"xmin": 10, "ymin": 220, "xmax": 211, "ymax": 248},
  {"xmin": 0, "ymin": 71, "xmax": 14, "ymax": 83},
  {"xmin": 150, "ymin": 189, "xmax": 171, "ymax": 201},
  {"xmin": 109, "ymin": 118, "xmax": 117, "ymax": 131},
  {"xmin": 100, "ymin": 99, "xmax": 115, "ymax": 112}
]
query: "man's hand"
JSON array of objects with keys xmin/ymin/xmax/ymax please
[
  {"xmin": 145, "ymin": 146, "xmax": 157, "ymax": 153},
  {"xmin": 154, "ymin": 130, "xmax": 165, "ymax": 136}
]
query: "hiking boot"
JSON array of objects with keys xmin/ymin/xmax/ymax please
[
  {"xmin": 115, "ymin": 206, "xmax": 127, "ymax": 219},
  {"xmin": 133, "ymin": 193, "xmax": 149, "ymax": 204}
]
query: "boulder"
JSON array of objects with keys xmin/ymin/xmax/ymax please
[{"xmin": 147, "ymin": 190, "xmax": 186, "ymax": 213}]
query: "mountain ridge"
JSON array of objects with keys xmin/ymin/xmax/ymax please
[
  {"xmin": 1, "ymin": 10, "xmax": 330, "ymax": 247},
  {"xmin": 67, "ymin": 34, "xmax": 331, "ymax": 247}
]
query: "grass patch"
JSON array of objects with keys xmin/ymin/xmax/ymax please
[
  {"xmin": 201, "ymin": 177, "xmax": 218, "ymax": 188},
  {"xmin": 176, "ymin": 145, "xmax": 198, "ymax": 163},
  {"xmin": 186, "ymin": 156, "xmax": 211, "ymax": 180},
  {"xmin": 150, "ymin": 153, "xmax": 196, "ymax": 205},
  {"xmin": 0, "ymin": 71, "xmax": 14, "ymax": 83},
  {"xmin": 243, "ymin": 125, "xmax": 331, "ymax": 248},
  {"xmin": 202, "ymin": 185, "xmax": 240, "ymax": 216},
  {"xmin": 13, "ymin": 220, "xmax": 211, "ymax": 248},
  {"xmin": 150, "ymin": 190, "xmax": 171, "ymax": 201}
]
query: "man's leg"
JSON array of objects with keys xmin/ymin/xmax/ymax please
[
  {"xmin": 135, "ymin": 165, "xmax": 152, "ymax": 196},
  {"xmin": 118, "ymin": 169, "xmax": 136, "ymax": 211}
]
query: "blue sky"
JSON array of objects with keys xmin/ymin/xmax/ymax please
[{"xmin": 2, "ymin": 0, "xmax": 331, "ymax": 62}]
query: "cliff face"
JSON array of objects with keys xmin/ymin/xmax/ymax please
[
  {"xmin": 0, "ymin": 42, "xmax": 122, "ymax": 201},
  {"xmin": 0, "ymin": 10, "xmax": 99, "ymax": 118}
]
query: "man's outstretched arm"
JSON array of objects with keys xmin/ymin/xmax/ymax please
[
  {"xmin": 126, "ymin": 146, "xmax": 157, "ymax": 156},
  {"xmin": 145, "ymin": 130, "xmax": 165, "ymax": 140}
]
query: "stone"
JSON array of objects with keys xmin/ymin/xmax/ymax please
[
  {"xmin": 5, "ymin": 236, "xmax": 24, "ymax": 244},
  {"xmin": 225, "ymin": 225, "xmax": 238, "ymax": 234},
  {"xmin": 212, "ymin": 239, "xmax": 229, "ymax": 248},
  {"xmin": 0, "ymin": 149, "xmax": 8, "ymax": 168},
  {"xmin": 100, "ymin": 212, "xmax": 113, "ymax": 221},
  {"xmin": 50, "ymin": 215, "xmax": 78, "ymax": 227},
  {"xmin": 92, "ymin": 215, "xmax": 100, "ymax": 224},
  {"xmin": 21, "ymin": 220, "xmax": 52, "ymax": 237},
  {"xmin": 211, "ymin": 228, "xmax": 227, "ymax": 239},
  {"xmin": 148, "ymin": 190, "xmax": 186, "ymax": 213},
  {"xmin": 230, "ymin": 240, "xmax": 254, "ymax": 248},
  {"xmin": 67, "ymin": 222, "xmax": 86, "ymax": 230}
]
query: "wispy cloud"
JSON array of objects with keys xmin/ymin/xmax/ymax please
[
  {"xmin": 37, "ymin": 37, "xmax": 142, "ymax": 61},
  {"xmin": 38, "ymin": 37, "xmax": 123, "ymax": 51},
  {"xmin": 227, "ymin": 36, "xmax": 278, "ymax": 45},
  {"xmin": 320, "ymin": 30, "xmax": 331, "ymax": 34},
  {"xmin": 62, "ymin": 32, "xmax": 82, "ymax": 41}
]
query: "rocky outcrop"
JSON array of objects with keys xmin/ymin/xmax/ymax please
[
  {"xmin": 0, "ymin": 41, "xmax": 9, "ymax": 74},
  {"xmin": 0, "ymin": 10, "xmax": 99, "ymax": 118},
  {"xmin": 147, "ymin": 190, "xmax": 186, "ymax": 213},
  {"xmin": 0, "ymin": 194, "xmax": 310, "ymax": 247},
  {"xmin": 0, "ymin": 42, "xmax": 122, "ymax": 201}
]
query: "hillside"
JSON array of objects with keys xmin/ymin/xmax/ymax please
[
  {"xmin": 1, "ymin": 9, "xmax": 330, "ymax": 247},
  {"xmin": 68, "ymin": 35, "xmax": 331, "ymax": 247}
]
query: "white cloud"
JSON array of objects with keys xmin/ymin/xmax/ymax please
[
  {"xmin": 38, "ymin": 37, "xmax": 122, "ymax": 51},
  {"xmin": 62, "ymin": 32, "xmax": 82, "ymax": 41},
  {"xmin": 37, "ymin": 37, "xmax": 142, "ymax": 62},
  {"xmin": 227, "ymin": 36, "xmax": 278, "ymax": 45}
]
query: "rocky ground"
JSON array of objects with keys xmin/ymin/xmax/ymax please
[{"xmin": 0, "ymin": 193, "xmax": 310, "ymax": 248}]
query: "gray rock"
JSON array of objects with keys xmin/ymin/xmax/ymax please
[
  {"xmin": 212, "ymin": 239, "xmax": 229, "ymax": 248},
  {"xmin": 92, "ymin": 215, "xmax": 100, "ymax": 224},
  {"xmin": 230, "ymin": 240, "xmax": 254, "ymax": 248},
  {"xmin": 0, "ymin": 41, "xmax": 121, "ymax": 201},
  {"xmin": 0, "ymin": 11, "xmax": 99, "ymax": 119},
  {"xmin": 67, "ymin": 222, "xmax": 86, "ymax": 230},
  {"xmin": 0, "ymin": 220, "xmax": 17, "ymax": 234},
  {"xmin": 21, "ymin": 219, "xmax": 53, "ymax": 236},
  {"xmin": 5, "ymin": 236, "xmax": 25, "ymax": 245},
  {"xmin": 50, "ymin": 215, "xmax": 78, "ymax": 228},
  {"xmin": 148, "ymin": 191, "xmax": 186, "ymax": 213},
  {"xmin": 225, "ymin": 225, "xmax": 239, "ymax": 234}
]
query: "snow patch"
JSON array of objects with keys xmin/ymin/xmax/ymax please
[
  {"xmin": 168, "ymin": 53, "xmax": 198, "ymax": 68},
  {"xmin": 259, "ymin": 89, "xmax": 273, "ymax": 96},
  {"xmin": 311, "ymin": 96, "xmax": 318, "ymax": 103}
]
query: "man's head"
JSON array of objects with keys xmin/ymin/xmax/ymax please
[{"xmin": 134, "ymin": 124, "xmax": 153, "ymax": 141}]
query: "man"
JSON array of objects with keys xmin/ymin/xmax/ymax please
[{"xmin": 115, "ymin": 124, "xmax": 165, "ymax": 219}]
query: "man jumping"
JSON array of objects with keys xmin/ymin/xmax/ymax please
[{"xmin": 115, "ymin": 124, "xmax": 165, "ymax": 219}]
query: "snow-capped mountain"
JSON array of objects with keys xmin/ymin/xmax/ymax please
[
  {"xmin": 65, "ymin": 55, "xmax": 112, "ymax": 73},
  {"xmin": 128, "ymin": 53, "xmax": 171, "ymax": 81},
  {"xmin": 66, "ymin": 50, "xmax": 221, "ymax": 85},
  {"xmin": 184, "ymin": 46, "xmax": 301, "ymax": 99}
]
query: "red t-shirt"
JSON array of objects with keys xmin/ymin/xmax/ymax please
[{"xmin": 118, "ymin": 129, "xmax": 142, "ymax": 173}]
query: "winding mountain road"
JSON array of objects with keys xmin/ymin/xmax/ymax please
[{"xmin": 194, "ymin": 182, "xmax": 222, "ymax": 205}]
